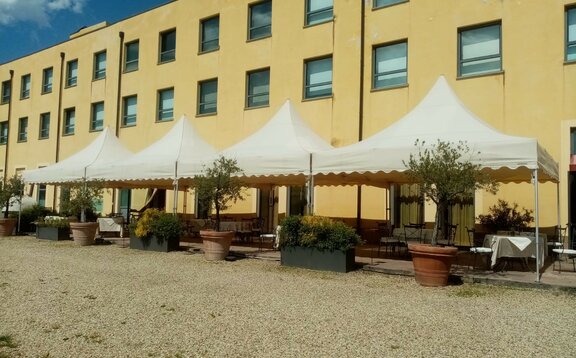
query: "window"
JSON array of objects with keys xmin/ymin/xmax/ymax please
[
  {"xmin": 42, "ymin": 67, "xmax": 53, "ymax": 94},
  {"xmin": 93, "ymin": 51, "xmax": 106, "ymax": 80},
  {"xmin": 200, "ymin": 16, "xmax": 220, "ymax": 53},
  {"xmin": 37, "ymin": 184, "xmax": 46, "ymax": 207},
  {"xmin": 304, "ymin": 56, "xmax": 332, "ymax": 99},
  {"xmin": 458, "ymin": 23, "xmax": 502, "ymax": 77},
  {"xmin": 123, "ymin": 95, "xmax": 137, "ymax": 126},
  {"xmin": 63, "ymin": 108, "xmax": 75, "ymax": 135},
  {"xmin": 157, "ymin": 88, "xmax": 174, "ymax": 121},
  {"xmin": 374, "ymin": 0, "xmax": 407, "ymax": 9},
  {"xmin": 159, "ymin": 29, "xmax": 176, "ymax": 63},
  {"xmin": 20, "ymin": 74, "xmax": 30, "ymax": 99},
  {"xmin": 305, "ymin": 0, "xmax": 333, "ymax": 26},
  {"xmin": 66, "ymin": 60, "xmax": 78, "ymax": 87},
  {"xmin": 0, "ymin": 122, "xmax": 8, "ymax": 144},
  {"xmin": 246, "ymin": 68, "xmax": 270, "ymax": 108},
  {"xmin": 91, "ymin": 102, "xmax": 104, "ymax": 131},
  {"xmin": 39, "ymin": 112, "xmax": 50, "ymax": 139},
  {"xmin": 198, "ymin": 79, "xmax": 218, "ymax": 115},
  {"xmin": 567, "ymin": 7, "xmax": 576, "ymax": 61},
  {"xmin": 373, "ymin": 41, "xmax": 407, "ymax": 89},
  {"xmin": 18, "ymin": 117, "xmax": 27, "ymax": 142},
  {"xmin": 248, "ymin": 1, "xmax": 272, "ymax": 40},
  {"xmin": 1, "ymin": 80, "xmax": 11, "ymax": 104},
  {"xmin": 125, "ymin": 41, "xmax": 139, "ymax": 72}
]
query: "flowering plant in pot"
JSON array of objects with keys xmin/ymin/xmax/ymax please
[
  {"xmin": 60, "ymin": 180, "xmax": 104, "ymax": 246},
  {"xmin": 0, "ymin": 174, "xmax": 25, "ymax": 237},
  {"xmin": 193, "ymin": 156, "xmax": 245, "ymax": 260},
  {"xmin": 35, "ymin": 216, "xmax": 71, "ymax": 241},
  {"xmin": 129, "ymin": 208, "xmax": 182, "ymax": 252},
  {"xmin": 404, "ymin": 140, "xmax": 498, "ymax": 286}
]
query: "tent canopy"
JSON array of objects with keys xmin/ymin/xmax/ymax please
[
  {"xmin": 313, "ymin": 76, "xmax": 559, "ymax": 187},
  {"xmin": 222, "ymin": 99, "xmax": 333, "ymax": 186},
  {"xmin": 90, "ymin": 115, "xmax": 218, "ymax": 188},
  {"xmin": 22, "ymin": 127, "xmax": 133, "ymax": 184}
]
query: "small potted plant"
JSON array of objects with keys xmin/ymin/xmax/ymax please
[
  {"xmin": 279, "ymin": 215, "xmax": 362, "ymax": 273},
  {"xmin": 404, "ymin": 140, "xmax": 498, "ymax": 286},
  {"xmin": 0, "ymin": 174, "xmax": 25, "ymax": 237},
  {"xmin": 129, "ymin": 208, "xmax": 182, "ymax": 252},
  {"xmin": 60, "ymin": 180, "xmax": 104, "ymax": 246},
  {"xmin": 193, "ymin": 156, "xmax": 245, "ymax": 260},
  {"xmin": 35, "ymin": 216, "xmax": 71, "ymax": 241}
]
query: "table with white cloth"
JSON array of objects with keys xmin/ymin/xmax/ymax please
[
  {"xmin": 97, "ymin": 217, "xmax": 124, "ymax": 237},
  {"xmin": 483, "ymin": 234, "xmax": 547, "ymax": 269},
  {"xmin": 392, "ymin": 227, "xmax": 434, "ymax": 244}
]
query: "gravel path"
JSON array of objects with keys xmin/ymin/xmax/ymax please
[{"xmin": 1, "ymin": 236, "xmax": 575, "ymax": 358}]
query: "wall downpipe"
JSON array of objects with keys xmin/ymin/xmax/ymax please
[{"xmin": 356, "ymin": 0, "xmax": 366, "ymax": 232}]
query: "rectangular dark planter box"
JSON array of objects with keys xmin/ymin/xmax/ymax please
[
  {"xmin": 280, "ymin": 246, "xmax": 356, "ymax": 273},
  {"xmin": 36, "ymin": 227, "xmax": 71, "ymax": 241},
  {"xmin": 129, "ymin": 235, "xmax": 179, "ymax": 252}
]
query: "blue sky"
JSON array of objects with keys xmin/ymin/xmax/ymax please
[{"xmin": 0, "ymin": 0, "xmax": 171, "ymax": 64}]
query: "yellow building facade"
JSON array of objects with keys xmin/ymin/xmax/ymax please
[{"xmin": 0, "ymin": 0, "xmax": 574, "ymax": 234}]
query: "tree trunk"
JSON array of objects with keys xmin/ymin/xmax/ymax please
[{"xmin": 432, "ymin": 202, "xmax": 446, "ymax": 246}]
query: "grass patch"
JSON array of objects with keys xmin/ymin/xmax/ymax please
[
  {"xmin": 451, "ymin": 286, "xmax": 487, "ymax": 298},
  {"xmin": 0, "ymin": 334, "xmax": 18, "ymax": 348}
]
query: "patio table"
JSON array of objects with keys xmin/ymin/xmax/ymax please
[
  {"xmin": 97, "ymin": 217, "xmax": 124, "ymax": 237},
  {"xmin": 483, "ymin": 234, "xmax": 547, "ymax": 268}
]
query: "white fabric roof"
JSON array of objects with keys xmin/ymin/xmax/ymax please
[
  {"xmin": 90, "ymin": 115, "xmax": 218, "ymax": 188},
  {"xmin": 23, "ymin": 127, "xmax": 133, "ymax": 184},
  {"xmin": 221, "ymin": 100, "xmax": 333, "ymax": 186},
  {"xmin": 313, "ymin": 76, "xmax": 559, "ymax": 186}
]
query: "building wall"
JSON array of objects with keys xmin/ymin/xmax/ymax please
[{"xmin": 0, "ymin": 0, "xmax": 573, "ymax": 227}]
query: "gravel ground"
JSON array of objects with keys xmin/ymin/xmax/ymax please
[{"xmin": 1, "ymin": 236, "xmax": 575, "ymax": 358}]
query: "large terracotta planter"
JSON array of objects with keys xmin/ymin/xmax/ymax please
[
  {"xmin": 200, "ymin": 230, "xmax": 234, "ymax": 260},
  {"xmin": 70, "ymin": 222, "xmax": 98, "ymax": 246},
  {"xmin": 0, "ymin": 218, "xmax": 16, "ymax": 237},
  {"xmin": 408, "ymin": 243, "xmax": 458, "ymax": 287}
]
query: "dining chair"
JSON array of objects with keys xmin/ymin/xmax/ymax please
[
  {"xmin": 260, "ymin": 225, "xmax": 282, "ymax": 251},
  {"xmin": 548, "ymin": 225, "xmax": 566, "ymax": 256},
  {"xmin": 467, "ymin": 227, "xmax": 493, "ymax": 271},
  {"xmin": 377, "ymin": 223, "xmax": 399, "ymax": 257},
  {"xmin": 404, "ymin": 223, "xmax": 423, "ymax": 247},
  {"xmin": 552, "ymin": 227, "xmax": 576, "ymax": 273},
  {"xmin": 437, "ymin": 224, "xmax": 458, "ymax": 246}
]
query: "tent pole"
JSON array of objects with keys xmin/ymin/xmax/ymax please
[
  {"xmin": 173, "ymin": 162, "xmax": 178, "ymax": 215},
  {"xmin": 533, "ymin": 169, "xmax": 540, "ymax": 283},
  {"xmin": 307, "ymin": 153, "xmax": 314, "ymax": 215},
  {"xmin": 557, "ymin": 182, "xmax": 561, "ymax": 235}
]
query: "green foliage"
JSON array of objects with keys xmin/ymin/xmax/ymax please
[
  {"xmin": 193, "ymin": 156, "xmax": 245, "ymax": 231},
  {"xmin": 59, "ymin": 180, "xmax": 104, "ymax": 222},
  {"xmin": 404, "ymin": 140, "xmax": 499, "ymax": 244},
  {"xmin": 0, "ymin": 334, "xmax": 18, "ymax": 348},
  {"xmin": 279, "ymin": 215, "xmax": 362, "ymax": 251},
  {"xmin": 35, "ymin": 217, "xmax": 70, "ymax": 229},
  {"xmin": 0, "ymin": 174, "xmax": 25, "ymax": 218},
  {"xmin": 478, "ymin": 199, "xmax": 534, "ymax": 232},
  {"xmin": 19, "ymin": 204, "xmax": 54, "ymax": 232},
  {"xmin": 132, "ymin": 208, "xmax": 182, "ymax": 242}
]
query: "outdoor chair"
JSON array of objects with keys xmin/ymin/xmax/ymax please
[
  {"xmin": 377, "ymin": 223, "xmax": 400, "ymax": 257},
  {"xmin": 552, "ymin": 228, "xmax": 576, "ymax": 273},
  {"xmin": 467, "ymin": 227, "xmax": 493, "ymax": 271},
  {"xmin": 548, "ymin": 225, "xmax": 566, "ymax": 256},
  {"xmin": 260, "ymin": 225, "xmax": 281, "ymax": 251},
  {"xmin": 404, "ymin": 223, "xmax": 423, "ymax": 246},
  {"xmin": 437, "ymin": 224, "xmax": 458, "ymax": 246}
]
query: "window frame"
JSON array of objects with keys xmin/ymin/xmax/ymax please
[
  {"xmin": 90, "ymin": 102, "xmax": 104, "ymax": 132},
  {"xmin": 303, "ymin": 55, "xmax": 333, "ymax": 100},
  {"xmin": 37, "ymin": 184, "xmax": 47, "ymax": 207},
  {"xmin": 373, "ymin": 0, "xmax": 408, "ymax": 10},
  {"xmin": 66, "ymin": 59, "xmax": 78, "ymax": 87},
  {"xmin": 93, "ymin": 51, "xmax": 107, "ymax": 80},
  {"xmin": 200, "ymin": 15, "xmax": 220, "ymax": 53},
  {"xmin": 248, "ymin": 0, "xmax": 272, "ymax": 41},
  {"xmin": 39, "ymin": 112, "xmax": 50, "ymax": 139},
  {"xmin": 122, "ymin": 95, "xmax": 137, "ymax": 127},
  {"xmin": 372, "ymin": 40, "xmax": 408, "ymax": 90},
  {"xmin": 42, "ymin": 67, "xmax": 53, "ymax": 94},
  {"xmin": 17, "ymin": 117, "xmax": 28, "ymax": 142},
  {"xmin": 63, "ymin": 107, "xmax": 75, "ymax": 136},
  {"xmin": 457, "ymin": 22, "xmax": 502, "ymax": 78},
  {"xmin": 157, "ymin": 88, "xmax": 174, "ymax": 122},
  {"xmin": 0, "ymin": 121, "xmax": 8, "ymax": 145},
  {"xmin": 305, "ymin": 0, "xmax": 333, "ymax": 27},
  {"xmin": 124, "ymin": 40, "xmax": 140, "ymax": 72},
  {"xmin": 566, "ymin": 6, "xmax": 576, "ymax": 62},
  {"xmin": 20, "ymin": 74, "xmax": 31, "ymax": 99},
  {"xmin": 159, "ymin": 29, "xmax": 177, "ymax": 64},
  {"xmin": 246, "ymin": 68, "xmax": 270, "ymax": 108},
  {"xmin": 1, "ymin": 80, "xmax": 10, "ymax": 104},
  {"xmin": 197, "ymin": 79, "xmax": 218, "ymax": 115}
]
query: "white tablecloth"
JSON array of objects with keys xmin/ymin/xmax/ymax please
[
  {"xmin": 484, "ymin": 234, "xmax": 547, "ymax": 268},
  {"xmin": 97, "ymin": 217, "xmax": 124, "ymax": 237}
]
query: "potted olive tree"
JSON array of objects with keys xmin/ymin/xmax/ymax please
[
  {"xmin": 279, "ymin": 215, "xmax": 362, "ymax": 273},
  {"xmin": 193, "ymin": 156, "xmax": 245, "ymax": 260},
  {"xmin": 129, "ymin": 208, "xmax": 182, "ymax": 252},
  {"xmin": 0, "ymin": 174, "xmax": 25, "ymax": 237},
  {"xmin": 404, "ymin": 140, "xmax": 498, "ymax": 286},
  {"xmin": 60, "ymin": 180, "xmax": 104, "ymax": 246}
]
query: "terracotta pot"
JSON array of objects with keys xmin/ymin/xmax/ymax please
[
  {"xmin": 70, "ymin": 222, "xmax": 98, "ymax": 246},
  {"xmin": 0, "ymin": 218, "xmax": 16, "ymax": 237},
  {"xmin": 200, "ymin": 230, "xmax": 234, "ymax": 260},
  {"xmin": 408, "ymin": 243, "xmax": 458, "ymax": 287}
]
